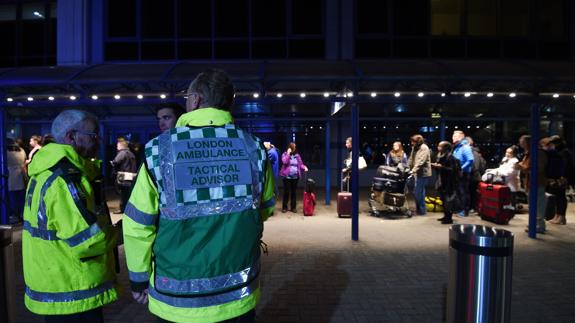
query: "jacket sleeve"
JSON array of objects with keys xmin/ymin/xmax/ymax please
[
  {"xmin": 123, "ymin": 164, "xmax": 160, "ymax": 291},
  {"xmin": 48, "ymin": 178, "xmax": 117, "ymax": 260},
  {"xmin": 461, "ymin": 146, "xmax": 475, "ymax": 172},
  {"xmin": 259, "ymin": 160, "xmax": 276, "ymax": 221},
  {"xmin": 297, "ymin": 154, "xmax": 307, "ymax": 171},
  {"xmin": 281, "ymin": 152, "xmax": 290, "ymax": 165}
]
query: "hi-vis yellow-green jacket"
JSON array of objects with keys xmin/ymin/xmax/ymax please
[
  {"xmin": 23, "ymin": 143, "xmax": 119, "ymax": 315},
  {"xmin": 123, "ymin": 108, "xmax": 275, "ymax": 322}
]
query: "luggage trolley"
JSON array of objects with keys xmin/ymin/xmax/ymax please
[{"xmin": 368, "ymin": 165, "xmax": 413, "ymax": 218}]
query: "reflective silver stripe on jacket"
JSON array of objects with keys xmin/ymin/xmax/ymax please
[
  {"xmin": 25, "ymin": 281, "xmax": 115, "ymax": 302},
  {"xmin": 124, "ymin": 202, "xmax": 158, "ymax": 226},
  {"xmin": 149, "ymin": 277, "xmax": 259, "ymax": 308},
  {"xmin": 23, "ymin": 220, "xmax": 59, "ymax": 241},
  {"xmin": 158, "ymin": 198, "xmax": 255, "ymax": 220},
  {"xmin": 155, "ymin": 261, "xmax": 260, "ymax": 295},
  {"xmin": 129, "ymin": 271, "xmax": 150, "ymax": 283},
  {"xmin": 37, "ymin": 168, "xmax": 64, "ymax": 230},
  {"xmin": 63, "ymin": 222, "xmax": 102, "ymax": 247}
]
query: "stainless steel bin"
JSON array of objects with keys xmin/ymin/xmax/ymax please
[
  {"xmin": 447, "ymin": 224, "xmax": 514, "ymax": 323},
  {"xmin": 0, "ymin": 225, "xmax": 16, "ymax": 323}
]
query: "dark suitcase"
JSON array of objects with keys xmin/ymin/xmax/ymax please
[
  {"xmin": 478, "ymin": 182, "xmax": 514, "ymax": 224},
  {"xmin": 545, "ymin": 193, "xmax": 557, "ymax": 220},
  {"xmin": 376, "ymin": 166, "xmax": 402, "ymax": 179},
  {"xmin": 383, "ymin": 192, "xmax": 406, "ymax": 207},
  {"xmin": 338, "ymin": 181, "xmax": 352, "ymax": 218},
  {"xmin": 373, "ymin": 177, "xmax": 404, "ymax": 194}
]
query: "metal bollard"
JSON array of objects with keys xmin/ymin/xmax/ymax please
[
  {"xmin": 0, "ymin": 226, "xmax": 16, "ymax": 323},
  {"xmin": 447, "ymin": 224, "xmax": 514, "ymax": 323}
]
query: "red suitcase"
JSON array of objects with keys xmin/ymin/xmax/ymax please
[
  {"xmin": 478, "ymin": 182, "xmax": 513, "ymax": 224},
  {"xmin": 338, "ymin": 179, "xmax": 352, "ymax": 218},
  {"xmin": 303, "ymin": 191, "xmax": 316, "ymax": 216}
]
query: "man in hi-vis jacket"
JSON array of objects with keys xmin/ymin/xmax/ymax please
[{"xmin": 123, "ymin": 69, "xmax": 275, "ymax": 322}]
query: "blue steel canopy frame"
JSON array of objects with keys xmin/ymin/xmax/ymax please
[{"xmin": 1, "ymin": 60, "xmax": 574, "ymax": 239}]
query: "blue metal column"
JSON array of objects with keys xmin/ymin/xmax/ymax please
[
  {"xmin": 0, "ymin": 106, "xmax": 8, "ymax": 224},
  {"xmin": 325, "ymin": 120, "xmax": 331, "ymax": 205},
  {"xmin": 528, "ymin": 103, "xmax": 541, "ymax": 238},
  {"xmin": 351, "ymin": 103, "xmax": 359, "ymax": 241}
]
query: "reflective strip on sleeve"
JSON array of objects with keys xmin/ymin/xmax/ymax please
[
  {"xmin": 155, "ymin": 262, "xmax": 260, "ymax": 295},
  {"xmin": 63, "ymin": 222, "xmax": 102, "ymax": 247},
  {"xmin": 23, "ymin": 220, "xmax": 59, "ymax": 241},
  {"xmin": 25, "ymin": 281, "xmax": 115, "ymax": 303},
  {"xmin": 26, "ymin": 179, "xmax": 37, "ymax": 209},
  {"xmin": 149, "ymin": 277, "xmax": 258, "ymax": 308},
  {"xmin": 124, "ymin": 202, "xmax": 158, "ymax": 226},
  {"xmin": 66, "ymin": 182, "xmax": 97, "ymax": 225},
  {"xmin": 129, "ymin": 271, "xmax": 150, "ymax": 283},
  {"xmin": 261, "ymin": 197, "xmax": 275, "ymax": 209},
  {"xmin": 37, "ymin": 168, "xmax": 64, "ymax": 230}
]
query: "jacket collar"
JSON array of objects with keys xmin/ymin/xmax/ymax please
[{"xmin": 175, "ymin": 107, "xmax": 233, "ymax": 127}]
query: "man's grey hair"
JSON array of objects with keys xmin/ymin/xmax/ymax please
[
  {"xmin": 187, "ymin": 69, "xmax": 235, "ymax": 110},
  {"xmin": 51, "ymin": 110, "xmax": 98, "ymax": 143}
]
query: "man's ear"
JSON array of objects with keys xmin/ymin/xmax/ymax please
[{"xmin": 63, "ymin": 130, "xmax": 75, "ymax": 145}]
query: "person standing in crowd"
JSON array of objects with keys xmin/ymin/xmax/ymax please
[
  {"xmin": 548, "ymin": 135, "xmax": 574, "ymax": 224},
  {"xmin": 6, "ymin": 138, "xmax": 26, "ymax": 224},
  {"xmin": 342, "ymin": 137, "xmax": 353, "ymax": 190},
  {"xmin": 22, "ymin": 110, "xmax": 119, "ymax": 322},
  {"xmin": 485, "ymin": 146, "xmax": 520, "ymax": 207},
  {"xmin": 452, "ymin": 130, "xmax": 474, "ymax": 216},
  {"xmin": 515, "ymin": 135, "xmax": 531, "ymax": 191},
  {"xmin": 431, "ymin": 141, "xmax": 460, "ymax": 224},
  {"xmin": 110, "ymin": 137, "xmax": 137, "ymax": 214},
  {"xmin": 280, "ymin": 142, "xmax": 308, "ymax": 213},
  {"xmin": 408, "ymin": 134, "xmax": 432, "ymax": 215},
  {"xmin": 156, "ymin": 102, "xmax": 185, "ymax": 132},
  {"xmin": 544, "ymin": 137, "xmax": 568, "ymax": 225},
  {"xmin": 123, "ymin": 69, "xmax": 275, "ymax": 323},
  {"xmin": 386, "ymin": 141, "xmax": 408, "ymax": 167},
  {"xmin": 264, "ymin": 141, "xmax": 280, "ymax": 197},
  {"xmin": 25, "ymin": 135, "xmax": 42, "ymax": 166},
  {"xmin": 465, "ymin": 136, "xmax": 486, "ymax": 213}
]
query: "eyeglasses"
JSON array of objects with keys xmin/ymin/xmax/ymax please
[
  {"xmin": 183, "ymin": 92, "xmax": 198, "ymax": 100},
  {"xmin": 74, "ymin": 130, "xmax": 99, "ymax": 140}
]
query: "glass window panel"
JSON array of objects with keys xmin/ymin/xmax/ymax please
[
  {"xmin": 179, "ymin": 0, "xmax": 211, "ymax": 38},
  {"xmin": 50, "ymin": 2, "xmax": 57, "ymax": 18},
  {"xmin": 21, "ymin": 21, "xmax": 45, "ymax": 56},
  {"xmin": 214, "ymin": 41, "xmax": 249, "ymax": 59},
  {"xmin": 215, "ymin": 0, "xmax": 248, "ymax": 37},
  {"xmin": 0, "ymin": 4, "xmax": 16, "ymax": 21},
  {"xmin": 105, "ymin": 42, "xmax": 139, "ymax": 60},
  {"xmin": 393, "ymin": 0, "xmax": 429, "ymax": 36},
  {"xmin": 355, "ymin": 39, "xmax": 390, "ymax": 58},
  {"xmin": 288, "ymin": 39, "xmax": 324, "ymax": 58},
  {"xmin": 292, "ymin": 0, "xmax": 322, "ymax": 35},
  {"xmin": 107, "ymin": 0, "xmax": 137, "ymax": 37},
  {"xmin": 500, "ymin": 0, "xmax": 528, "ymax": 37},
  {"xmin": 467, "ymin": 39, "xmax": 500, "ymax": 58},
  {"xmin": 467, "ymin": 0, "xmax": 496, "ymax": 36},
  {"xmin": 357, "ymin": 0, "xmax": 388, "ymax": 34},
  {"xmin": 141, "ymin": 41, "xmax": 175, "ymax": 60},
  {"xmin": 431, "ymin": 0, "xmax": 462, "ymax": 36},
  {"xmin": 253, "ymin": 0, "xmax": 286, "ymax": 37},
  {"xmin": 22, "ymin": 2, "xmax": 45, "ymax": 20},
  {"xmin": 178, "ymin": 41, "xmax": 212, "ymax": 59},
  {"xmin": 392, "ymin": 39, "xmax": 427, "ymax": 58},
  {"xmin": 252, "ymin": 40, "xmax": 286, "ymax": 59},
  {"xmin": 430, "ymin": 39, "xmax": 464, "ymax": 57},
  {"xmin": 503, "ymin": 40, "xmax": 535, "ymax": 59},
  {"xmin": 538, "ymin": 0, "xmax": 565, "ymax": 39},
  {"xmin": 142, "ymin": 0, "xmax": 174, "ymax": 38}
]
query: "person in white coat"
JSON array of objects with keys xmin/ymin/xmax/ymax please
[{"xmin": 483, "ymin": 146, "xmax": 520, "ymax": 207}]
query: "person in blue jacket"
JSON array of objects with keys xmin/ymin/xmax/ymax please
[{"xmin": 452, "ymin": 130, "xmax": 474, "ymax": 216}]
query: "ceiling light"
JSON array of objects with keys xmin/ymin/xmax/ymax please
[
  {"xmin": 27, "ymin": 97, "xmax": 34, "ymax": 101},
  {"xmin": 276, "ymin": 93, "xmax": 283, "ymax": 98},
  {"xmin": 48, "ymin": 96, "xmax": 54, "ymax": 101},
  {"xmin": 253, "ymin": 93, "xmax": 259, "ymax": 98},
  {"xmin": 70, "ymin": 95, "xmax": 77, "ymax": 100},
  {"xmin": 464, "ymin": 92, "xmax": 471, "ymax": 97},
  {"xmin": 347, "ymin": 92, "xmax": 354, "ymax": 97},
  {"xmin": 160, "ymin": 94, "xmax": 167, "ymax": 99},
  {"xmin": 553, "ymin": 93, "xmax": 559, "ymax": 98},
  {"xmin": 7, "ymin": 98, "xmax": 13, "ymax": 102},
  {"xmin": 487, "ymin": 93, "xmax": 494, "ymax": 97},
  {"xmin": 323, "ymin": 92, "xmax": 330, "ymax": 98},
  {"xmin": 137, "ymin": 94, "xmax": 144, "ymax": 99},
  {"xmin": 394, "ymin": 92, "xmax": 401, "ymax": 97},
  {"xmin": 114, "ymin": 94, "xmax": 121, "ymax": 100},
  {"xmin": 370, "ymin": 92, "xmax": 377, "ymax": 97},
  {"xmin": 441, "ymin": 93, "xmax": 446, "ymax": 97},
  {"xmin": 418, "ymin": 92, "xmax": 424, "ymax": 97},
  {"xmin": 300, "ymin": 93, "xmax": 306, "ymax": 98},
  {"xmin": 91, "ymin": 95, "xmax": 98, "ymax": 100},
  {"xmin": 509, "ymin": 93, "xmax": 516, "ymax": 98}
]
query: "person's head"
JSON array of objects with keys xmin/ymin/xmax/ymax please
[
  {"xmin": 6, "ymin": 138, "xmax": 20, "ymax": 152},
  {"xmin": 519, "ymin": 135, "xmax": 531, "ymax": 150},
  {"xmin": 539, "ymin": 137, "xmax": 552, "ymax": 150},
  {"xmin": 345, "ymin": 137, "xmax": 352, "ymax": 150},
  {"xmin": 51, "ymin": 110, "xmax": 99, "ymax": 158},
  {"xmin": 452, "ymin": 130, "xmax": 465, "ymax": 144},
  {"xmin": 116, "ymin": 138, "xmax": 129, "ymax": 151},
  {"xmin": 288, "ymin": 142, "xmax": 297, "ymax": 154},
  {"xmin": 41, "ymin": 134, "xmax": 55, "ymax": 146},
  {"xmin": 410, "ymin": 134, "xmax": 424, "ymax": 147},
  {"xmin": 185, "ymin": 69, "xmax": 235, "ymax": 112},
  {"xmin": 437, "ymin": 141, "xmax": 452, "ymax": 153},
  {"xmin": 466, "ymin": 136, "xmax": 474, "ymax": 146},
  {"xmin": 263, "ymin": 141, "xmax": 271, "ymax": 150},
  {"xmin": 549, "ymin": 135, "xmax": 565, "ymax": 150},
  {"xmin": 505, "ymin": 145, "xmax": 519, "ymax": 158},
  {"xmin": 156, "ymin": 103, "xmax": 185, "ymax": 132},
  {"xmin": 29, "ymin": 135, "xmax": 42, "ymax": 148},
  {"xmin": 392, "ymin": 141, "xmax": 403, "ymax": 152}
]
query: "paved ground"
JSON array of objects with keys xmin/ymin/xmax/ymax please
[{"xmin": 7, "ymin": 189, "xmax": 575, "ymax": 322}]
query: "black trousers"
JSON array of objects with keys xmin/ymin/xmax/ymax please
[
  {"xmin": 547, "ymin": 186, "xmax": 568, "ymax": 216},
  {"xmin": 118, "ymin": 185, "xmax": 131, "ymax": 212},
  {"xmin": 469, "ymin": 179, "xmax": 480, "ymax": 211},
  {"xmin": 157, "ymin": 309, "xmax": 255, "ymax": 323},
  {"xmin": 282, "ymin": 177, "xmax": 299, "ymax": 210},
  {"xmin": 458, "ymin": 173, "xmax": 472, "ymax": 213},
  {"xmin": 44, "ymin": 307, "xmax": 103, "ymax": 323}
]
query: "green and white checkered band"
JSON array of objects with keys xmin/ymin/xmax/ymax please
[{"xmin": 146, "ymin": 124, "xmax": 266, "ymax": 220}]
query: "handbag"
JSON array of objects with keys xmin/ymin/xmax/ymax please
[
  {"xmin": 358, "ymin": 156, "xmax": 367, "ymax": 170},
  {"xmin": 116, "ymin": 171, "xmax": 137, "ymax": 187}
]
